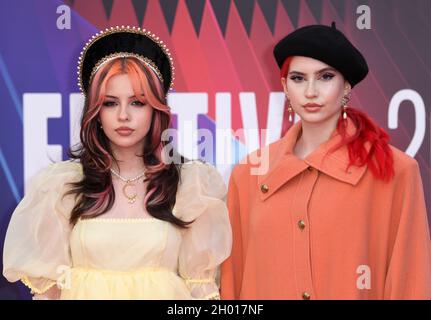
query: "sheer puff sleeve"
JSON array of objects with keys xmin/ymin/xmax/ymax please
[
  {"xmin": 2, "ymin": 160, "xmax": 83, "ymax": 294},
  {"xmin": 174, "ymin": 161, "xmax": 232, "ymax": 300}
]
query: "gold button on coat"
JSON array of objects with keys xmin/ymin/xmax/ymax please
[
  {"xmin": 260, "ymin": 184, "xmax": 269, "ymax": 193},
  {"xmin": 298, "ymin": 220, "xmax": 306, "ymax": 230},
  {"xmin": 302, "ymin": 292, "xmax": 311, "ymax": 300}
]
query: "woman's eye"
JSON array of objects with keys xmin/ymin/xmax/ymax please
[
  {"xmin": 131, "ymin": 100, "xmax": 145, "ymax": 106},
  {"xmin": 102, "ymin": 101, "xmax": 116, "ymax": 107},
  {"xmin": 290, "ymin": 75, "xmax": 304, "ymax": 82},
  {"xmin": 321, "ymin": 73, "xmax": 335, "ymax": 81}
]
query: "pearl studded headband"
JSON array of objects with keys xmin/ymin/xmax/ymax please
[{"xmin": 77, "ymin": 25, "xmax": 175, "ymax": 95}]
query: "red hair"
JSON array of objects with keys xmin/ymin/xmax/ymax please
[{"xmin": 280, "ymin": 58, "xmax": 394, "ymax": 182}]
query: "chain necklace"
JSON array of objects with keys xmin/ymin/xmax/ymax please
[{"xmin": 110, "ymin": 168, "xmax": 145, "ymax": 204}]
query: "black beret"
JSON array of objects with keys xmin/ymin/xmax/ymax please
[
  {"xmin": 273, "ymin": 22, "xmax": 368, "ymax": 87},
  {"xmin": 77, "ymin": 26, "xmax": 174, "ymax": 95}
]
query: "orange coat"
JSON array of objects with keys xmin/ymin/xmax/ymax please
[{"xmin": 220, "ymin": 118, "xmax": 431, "ymax": 299}]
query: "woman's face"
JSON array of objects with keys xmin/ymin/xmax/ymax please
[
  {"xmin": 98, "ymin": 73, "xmax": 153, "ymax": 153},
  {"xmin": 281, "ymin": 56, "xmax": 351, "ymax": 125}
]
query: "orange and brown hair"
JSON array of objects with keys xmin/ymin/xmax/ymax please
[{"xmin": 64, "ymin": 57, "xmax": 189, "ymax": 227}]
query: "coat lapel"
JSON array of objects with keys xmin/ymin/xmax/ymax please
[{"xmin": 258, "ymin": 118, "xmax": 368, "ymax": 202}]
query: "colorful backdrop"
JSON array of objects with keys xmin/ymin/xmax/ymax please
[{"xmin": 1, "ymin": 0, "xmax": 430, "ymax": 299}]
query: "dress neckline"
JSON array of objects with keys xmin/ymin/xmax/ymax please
[{"xmin": 78, "ymin": 217, "xmax": 161, "ymax": 223}]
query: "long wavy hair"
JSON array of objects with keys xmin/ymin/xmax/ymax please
[
  {"xmin": 64, "ymin": 57, "xmax": 190, "ymax": 227},
  {"xmin": 281, "ymin": 57, "xmax": 394, "ymax": 182}
]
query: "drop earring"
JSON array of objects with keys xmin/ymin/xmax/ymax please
[
  {"xmin": 341, "ymin": 92, "xmax": 351, "ymax": 120},
  {"xmin": 286, "ymin": 94, "xmax": 294, "ymax": 122}
]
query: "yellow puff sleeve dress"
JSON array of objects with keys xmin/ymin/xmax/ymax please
[{"xmin": 2, "ymin": 160, "xmax": 232, "ymax": 300}]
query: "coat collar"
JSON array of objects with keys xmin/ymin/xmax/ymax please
[{"xmin": 258, "ymin": 118, "xmax": 368, "ymax": 201}]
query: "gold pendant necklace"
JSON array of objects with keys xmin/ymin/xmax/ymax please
[
  {"xmin": 110, "ymin": 168, "xmax": 145, "ymax": 204},
  {"xmin": 122, "ymin": 180, "xmax": 137, "ymax": 204}
]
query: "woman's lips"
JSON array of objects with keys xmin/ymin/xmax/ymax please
[
  {"xmin": 115, "ymin": 129, "xmax": 134, "ymax": 136},
  {"xmin": 303, "ymin": 103, "xmax": 323, "ymax": 112}
]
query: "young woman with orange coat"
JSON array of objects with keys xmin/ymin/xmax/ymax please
[{"xmin": 220, "ymin": 23, "xmax": 431, "ymax": 300}]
